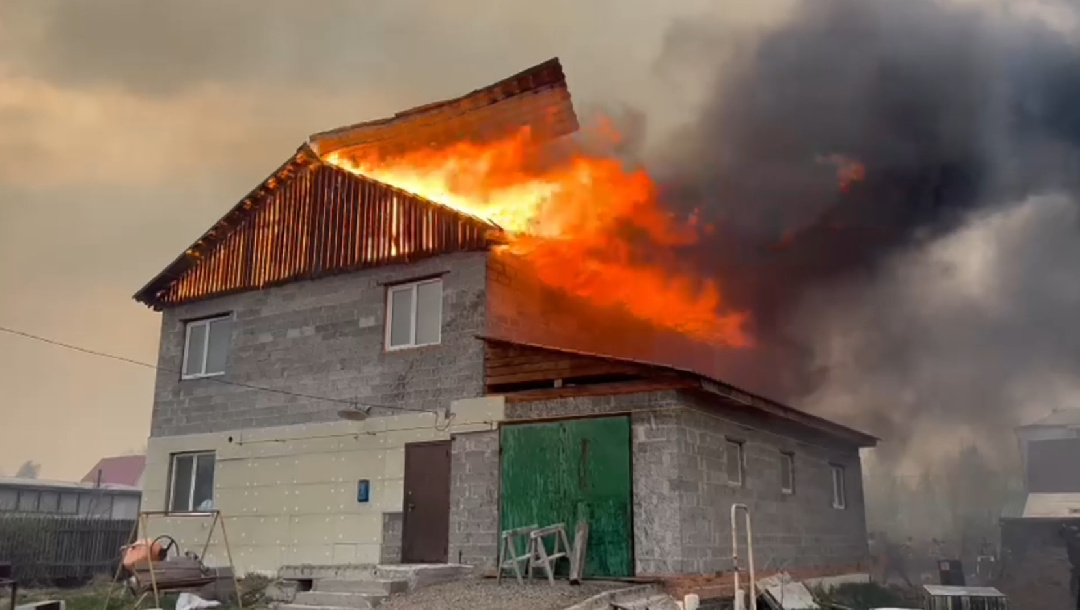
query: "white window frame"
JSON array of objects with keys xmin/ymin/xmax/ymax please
[
  {"xmin": 168, "ymin": 451, "xmax": 215, "ymax": 513},
  {"xmin": 181, "ymin": 315, "xmax": 231, "ymax": 380},
  {"xmin": 831, "ymin": 464, "xmax": 847, "ymax": 509},
  {"xmin": 384, "ymin": 278, "xmax": 443, "ymax": 351},
  {"xmin": 726, "ymin": 439, "xmax": 745, "ymax": 487},
  {"xmin": 780, "ymin": 452, "xmax": 795, "ymax": 495}
]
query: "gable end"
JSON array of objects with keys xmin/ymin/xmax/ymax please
[{"xmin": 134, "ymin": 151, "xmax": 497, "ymax": 310}]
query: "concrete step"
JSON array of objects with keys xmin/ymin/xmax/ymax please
[
  {"xmin": 374, "ymin": 564, "xmax": 473, "ymax": 589},
  {"xmin": 293, "ymin": 591, "xmax": 386, "ymax": 608},
  {"xmin": 316, "ymin": 579, "xmax": 409, "ymax": 595}
]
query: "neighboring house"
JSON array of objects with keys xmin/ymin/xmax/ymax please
[
  {"xmin": 82, "ymin": 455, "xmax": 146, "ymax": 489},
  {"xmin": 998, "ymin": 408, "xmax": 1080, "ymax": 607},
  {"xmin": 133, "ymin": 58, "xmax": 877, "ymax": 581},
  {"xmin": 0, "ymin": 477, "xmax": 141, "ymax": 520}
]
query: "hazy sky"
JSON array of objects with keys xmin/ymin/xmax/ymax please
[{"xmin": 0, "ymin": 0, "xmax": 800, "ymax": 479}]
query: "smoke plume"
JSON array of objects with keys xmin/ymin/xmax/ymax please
[{"xmin": 652, "ymin": 0, "xmax": 1080, "ymax": 463}]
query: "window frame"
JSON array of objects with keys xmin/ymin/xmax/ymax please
[
  {"xmin": 384, "ymin": 278, "xmax": 444, "ymax": 351},
  {"xmin": 725, "ymin": 439, "xmax": 745, "ymax": 487},
  {"xmin": 0, "ymin": 488, "xmax": 17, "ymax": 512},
  {"xmin": 168, "ymin": 451, "xmax": 216, "ymax": 513},
  {"xmin": 831, "ymin": 464, "xmax": 847, "ymax": 509},
  {"xmin": 780, "ymin": 451, "xmax": 795, "ymax": 495},
  {"xmin": 181, "ymin": 315, "xmax": 232, "ymax": 380},
  {"xmin": 16, "ymin": 490, "xmax": 39, "ymax": 512},
  {"xmin": 59, "ymin": 492, "xmax": 80, "ymax": 515}
]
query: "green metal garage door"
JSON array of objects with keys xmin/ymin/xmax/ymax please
[{"xmin": 500, "ymin": 416, "xmax": 633, "ymax": 578}]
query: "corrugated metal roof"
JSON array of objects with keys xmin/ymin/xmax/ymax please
[
  {"xmin": 1000, "ymin": 491, "xmax": 1028, "ymax": 519},
  {"xmin": 1019, "ymin": 408, "xmax": 1080, "ymax": 428},
  {"xmin": 0, "ymin": 476, "xmax": 140, "ymax": 492},
  {"xmin": 1021, "ymin": 492, "xmax": 1080, "ymax": 519},
  {"xmin": 923, "ymin": 585, "xmax": 1005, "ymax": 597}
]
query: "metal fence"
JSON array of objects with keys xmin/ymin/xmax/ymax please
[{"xmin": 0, "ymin": 514, "xmax": 135, "ymax": 585}]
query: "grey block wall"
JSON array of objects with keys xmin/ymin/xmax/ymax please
[
  {"xmin": 503, "ymin": 389, "xmax": 869, "ymax": 576},
  {"xmin": 671, "ymin": 394, "xmax": 868, "ymax": 574},
  {"xmin": 379, "ymin": 512, "xmax": 402, "ymax": 564},
  {"xmin": 448, "ymin": 430, "xmax": 500, "ymax": 569},
  {"xmin": 149, "ymin": 251, "xmax": 488, "ymax": 437}
]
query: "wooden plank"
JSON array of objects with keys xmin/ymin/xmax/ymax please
[
  {"xmin": 502, "ymin": 379, "xmax": 695, "ymax": 402},
  {"xmin": 487, "ymin": 360, "xmax": 643, "ymax": 377},
  {"xmin": 569, "ymin": 521, "xmax": 589, "ymax": 585}
]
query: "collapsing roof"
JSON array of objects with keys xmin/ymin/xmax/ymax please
[{"xmin": 134, "ymin": 58, "xmax": 577, "ymax": 310}]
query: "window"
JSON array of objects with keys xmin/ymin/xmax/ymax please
[
  {"xmin": 182, "ymin": 316, "xmax": 232, "ymax": 379},
  {"xmin": 0, "ymin": 489, "xmax": 16, "ymax": 511},
  {"xmin": 726, "ymin": 440, "xmax": 745, "ymax": 486},
  {"xmin": 385, "ymin": 278, "xmax": 443, "ymax": 350},
  {"xmin": 780, "ymin": 452, "xmax": 794, "ymax": 495},
  {"xmin": 831, "ymin": 464, "xmax": 846, "ymax": 509},
  {"xmin": 17, "ymin": 490, "xmax": 38, "ymax": 512},
  {"xmin": 59, "ymin": 492, "xmax": 79, "ymax": 514},
  {"xmin": 169, "ymin": 452, "xmax": 216, "ymax": 512},
  {"xmin": 38, "ymin": 491, "xmax": 59, "ymax": 513}
]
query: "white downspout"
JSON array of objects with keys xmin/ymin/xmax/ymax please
[{"xmin": 731, "ymin": 503, "xmax": 757, "ymax": 610}]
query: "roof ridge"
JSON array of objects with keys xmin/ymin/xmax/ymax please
[{"xmin": 309, "ymin": 57, "xmax": 566, "ymax": 146}]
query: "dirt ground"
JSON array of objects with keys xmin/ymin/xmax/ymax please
[{"xmin": 377, "ymin": 577, "xmax": 626, "ymax": 610}]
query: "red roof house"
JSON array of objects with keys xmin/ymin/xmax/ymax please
[{"xmin": 81, "ymin": 455, "xmax": 146, "ymax": 488}]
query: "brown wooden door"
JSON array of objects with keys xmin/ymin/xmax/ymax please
[{"xmin": 401, "ymin": 440, "xmax": 451, "ymax": 563}]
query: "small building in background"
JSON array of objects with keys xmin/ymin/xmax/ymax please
[
  {"xmin": 81, "ymin": 455, "xmax": 146, "ymax": 489},
  {"xmin": 0, "ymin": 477, "xmax": 142, "ymax": 520},
  {"xmin": 997, "ymin": 408, "xmax": 1080, "ymax": 608}
]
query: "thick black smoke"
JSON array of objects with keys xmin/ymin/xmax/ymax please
[
  {"xmin": 622, "ymin": 0, "xmax": 1080, "ymax": 473},
  {"xmin": 650, "ymin": 0, "xmax": 1080, "ymax": 429}
]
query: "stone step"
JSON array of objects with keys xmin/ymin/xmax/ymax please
[
  {"xmin": 374, "ymin": 564, "xmax": 472, "ymax": 589},
  {"xmin": 316, "ymin": 579, "xmax": 409, "ymax": 595},
  {"xmin": 293, "ymin": 591, "xmax": 386, "ymax": 608}
]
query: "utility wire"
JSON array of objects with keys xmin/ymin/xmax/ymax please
[{"xmin": 0, "ymin": 324, "xmax": 429, "ymax": 414}]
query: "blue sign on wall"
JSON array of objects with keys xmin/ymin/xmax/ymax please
[{"xmin": 357, "ymin": 479, "xmax": 370, "ymax": 503}]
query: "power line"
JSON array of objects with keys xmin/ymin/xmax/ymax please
[{"xmin": 0, "ymin": 324, "xmax": 424, "ymax": 414}]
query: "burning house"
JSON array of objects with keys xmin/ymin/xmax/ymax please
[{"xmin": 133, "ymin": 58, "xmax": 875, "ymax": 592}]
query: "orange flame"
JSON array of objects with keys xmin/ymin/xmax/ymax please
[
  {"xmin": 325, "ymin": 124, "xmax": 750, "ymax": 347},
  {"xmin": 818, "ymin": 153, "xmax": 866, "ymax": 193}
]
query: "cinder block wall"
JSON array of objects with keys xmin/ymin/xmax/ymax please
[
  {"xmin": 672, "ymin": 395, "xmax": 868, "ymax": 574},
  {"xmin": 448, "ymin": 430, "xmax": 501, "ymax": 569},
  {"xmin": 503, "ymin": 391, "xmax": 869, "ymax": 576},
  {"xmin": 150, "ymin": 251, "xmax": 488, "ymax": 437}
]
